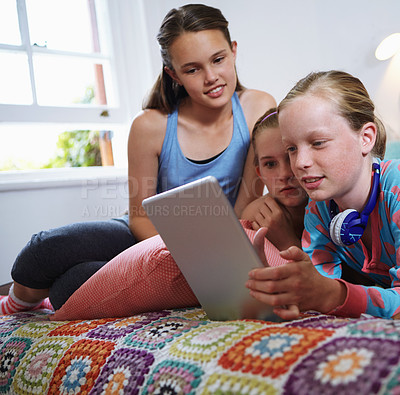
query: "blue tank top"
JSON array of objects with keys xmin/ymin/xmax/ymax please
[{"xmin": 157, "ymin": 92, "xmax": 250, "ymax": 206}]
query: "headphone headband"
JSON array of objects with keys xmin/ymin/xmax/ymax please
[
  {"xmin": 329, "ymin": 160, "xmax": 380, "ymax": 246},
  {"xmin": 361, "ymin": 162, "xmax": 380, "ymax": 219}
]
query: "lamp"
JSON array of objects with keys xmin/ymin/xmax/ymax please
[{"xmin": 375, "ymin": 33, "xmax": 400, "ymax": 60}]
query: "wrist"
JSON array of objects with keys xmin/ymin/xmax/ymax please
[
  {"xmin": 318, "ymin": 278, "xmax": 347, "ymax": 314},
  {"xmin": 325, "ymin": 279, "xmax": 368, "ymax": 317},
  {"xmin": 273, "ymin": 233, "xmax": 301, "ymax": 251}
]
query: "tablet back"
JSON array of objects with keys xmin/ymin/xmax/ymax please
[{"xmin": 142, "ymin": 176, "xmax": 279, "ymax": 321}]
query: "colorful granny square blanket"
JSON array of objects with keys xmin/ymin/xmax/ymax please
[{"xmin": 1, "ymin": 308, "xmax": 400, "ymax": 394}]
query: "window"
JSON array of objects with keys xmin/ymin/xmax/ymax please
[{"xmin": 0, "ymin": 0, "xmax": 130, "ymax": 170}]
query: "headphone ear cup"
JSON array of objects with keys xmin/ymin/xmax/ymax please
[{"xmin": 329, "ymin": 209, "xmax": 358, "ymax": 247}]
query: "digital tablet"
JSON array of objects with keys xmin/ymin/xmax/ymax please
[{"xmin": 142, "ymin": 176, "xmax": 279, "ymax": 321}]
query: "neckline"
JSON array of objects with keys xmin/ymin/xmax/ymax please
[{"xmin": 186, "ymin": 147, "xmax": 227, "ymax": 164}]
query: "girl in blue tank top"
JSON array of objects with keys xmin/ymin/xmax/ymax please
[
  {"xmin": 3, "ymin": 4, "xmax": 275, "ymax": 314},
  {"xmin": 157, "ymin": 92, "xmax": 249, "ymax": 206},
  {"xmin": 128, "ymin": 4, "xmax": 276, "ymax": 241}
]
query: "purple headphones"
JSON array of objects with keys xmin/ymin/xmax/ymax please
[{"xmin": 329, "ymin": 161, "xmax": 380, "ymax": 246}]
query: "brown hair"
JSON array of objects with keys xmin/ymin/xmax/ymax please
[
  {"xmin": 278, "ymin": 70, "xmax": 386, "ymax": 159},
  {"xmin": 143, "ymin": 4, "xmax": 244, "ymax": 114},
  {"xmin": 252, "ymin": 108, "xmax": 278, "ymax": 166}
]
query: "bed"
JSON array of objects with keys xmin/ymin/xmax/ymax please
[{"xmin": 2, "ymin": 306, "xmax": 400, "ymax": 394}]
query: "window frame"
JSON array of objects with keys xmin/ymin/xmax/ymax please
[
  {"xmin": 0, "ymin": 0, "xmax": 154, "ymax": 178},
  {"xmin": 0, "ymin": 0, "xmax": 129, "ymax": 125}
]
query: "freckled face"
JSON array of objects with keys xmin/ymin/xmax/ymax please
[
  {"xmin": 254, "ymin": 127, "xmax": 307, "ymax": 208},
  {"xmin": 167, "ymin": 29, "xmax": 237, "ymax": 109},
  {"xmin": 279, "ymin": 95, "xmax": 367, "ymax": 204}
]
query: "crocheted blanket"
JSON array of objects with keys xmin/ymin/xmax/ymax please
[{"xmin": 1, "ymin": 307, "xmax": 400, "ymax": 394}]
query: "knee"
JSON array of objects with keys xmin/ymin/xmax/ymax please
[
  {"xmin": 17, "ymin": 230, "xmax": 55, "ymax": 259},
  {"xmin": 11, "ymin": 230, "xmax": 57, "ymax": 287}
]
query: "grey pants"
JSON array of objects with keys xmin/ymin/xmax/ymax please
[{"xmin": 11, "ymin": 215, "xmax": 136, "ymax": 310}]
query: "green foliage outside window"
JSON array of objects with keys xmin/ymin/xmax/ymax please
[
  {"xmin": 43, "ymin": 86, "xmax": 101, "ymax": 168},
  {"xmin": 42, "ymin": 130, "xmax": 102, "ymax": 168}
]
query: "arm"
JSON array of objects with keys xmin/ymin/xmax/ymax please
[
  {"xmin": 323, "ymin": 216, "xmax": 400, "ymax": 319},
  {"xmin": 245, "ymin": 199, "xmax": 346, "ymax": 320},
  {"xmin": 234, "ymin": 89, "xmax": 276, "ymax": 216},
  {"xmin": 241, "ymin": 194, "xmax": 302, "ymax": 250},
  {"xmin": 246, "ymin": 246, "xmax": 347, "ymax": 320},
  {"xmin": 247, "ymin": 187, "xmax": 400, "ymax": 320},
  {"xmin": 252, "ymin": 227, "xmax": 300, "ymax": 318},
  {"xmin": 303, "ymin": 193, "xmax": 400, "ymax": 319},
  {"xmin": 128, "ymin": 110, "xmax": 166, "ymax": 241}
]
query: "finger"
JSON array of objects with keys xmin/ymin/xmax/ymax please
[
  {"xmin": 260, "ymin": 201, "xmax": 273, "ymax": 215},
  {"xmin": 280, "ymin": 246, "xmax": 309, "ymax": 262},
  {"xmin": 261, "ymin": 194, "xmax": 275, "ymax": 206},
  {"xmin": 262, "ymin": 195, "xmax": 279, "ymax": 210},
  {"xmin": 254, "ymin": 211, "xmax": 267, "ymax": 223},
  {"xmin": 263, "ymin": 195, "xmax": 289, "ymax": 217},
  {"xmin": 252, "ymin": 227, "xmax": 269, "ymax": 267},
  {"xmin": 286, "ymin": 304, "xmax": 300, "ymax": 316},
  {"xmin": 247, "ymin": 266, "xmax": 282, "ymax": 282},
  {"xmin": 248, "ymin": 288, "xmax": 276, "ymax": 306},
  {"xmin": 251, "ymin": 221, "xmax": 261, "ymax": 230},
  {"xmin": 274, "ymin": 304, "xmax": 300, "ymax": 320},
  {"xmin": 248, "ymin": 288, "xmax": 295, "ymax": 314},
  {"xmin": 246, "ymin": 277, "xmax": 272, "ymax": 292},
  {"xmin": 247, "ymin": 273, "xmax": 295, "ymax": 296}
]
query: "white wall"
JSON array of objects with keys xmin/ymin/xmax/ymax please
[
  {"xmin": 140, "ymin": 0, "xmax": 400, "ymax": 138},
  {"xmin": 2, "ymin": 0, "xmax": 400, "ymax": 283},
  {"xmin": 0, "ymin": 168, "xmax": 128, "ymax": 283}
]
